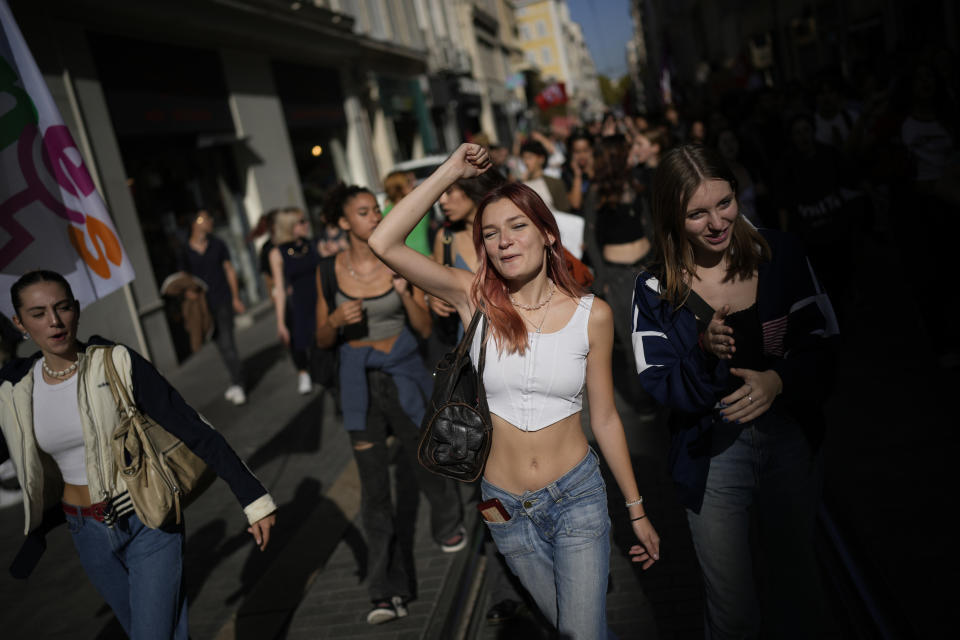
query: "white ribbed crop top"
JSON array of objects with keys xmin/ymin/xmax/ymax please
[
  {"xmin": 32, "ymin": 359, "xmax": 87, "ymax": 485},
  {"xmin": 471, "ymin": 295, "xmax": 593, "ymax": 431}
]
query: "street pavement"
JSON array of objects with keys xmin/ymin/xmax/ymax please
[
  {"xmin": 0, "ymin": 304, "xmax": 693, "ymax": 639},
  {"xmin": 0, "ymin": 307, "xmax": 357, "ymax": 639}
]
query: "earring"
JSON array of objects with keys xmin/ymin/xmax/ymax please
[{"xmin": 21, "ymin": 332, "xmax": 29, "ymax": 339}]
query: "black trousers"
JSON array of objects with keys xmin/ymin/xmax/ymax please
[
  {"xmin": 211, "ymin": 303, "xmax": 242, "ymax": 386},
  {"xmin": 348, "ymin": 369, "xmax": 462, "ymax": 601}
]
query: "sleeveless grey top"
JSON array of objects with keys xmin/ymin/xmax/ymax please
[{"xmin": 335, "ymin": 286, "xmax": 406, "ymax": 342}]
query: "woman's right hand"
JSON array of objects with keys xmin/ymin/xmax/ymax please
[
  {"xmin": 277, "ymin": 324, "xmax": 290, "ymax": 346},
  {"xmin": 628, "ymin": 516, "xmax": 661, "ymax": 570},
  {"xmin": 329, "ymin": 299, "xmax": 363, "ymax": 328},
  {"xmin": 701, "ymin": 305, "xmax": 735, "ymax": 359},
  {"xmin": 427, "ymin": 293, "xmax": 456, "ymax": 317},
  {"xmin": 444, "ymin": 143, "xmax": 491, "ymax": 180}
]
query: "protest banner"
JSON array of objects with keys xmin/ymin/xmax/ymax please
[{"xmin": 0, "ymin": 0, "xmax": 134, "ymax": 317}]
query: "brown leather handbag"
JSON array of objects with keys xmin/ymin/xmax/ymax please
[
  {"xmin": 418, "ymin": 310, "xmax": 491, "ymax": 482},
  {"xmin": 103, "ymin": 347, "xmax": 208, "ymax": 528}
]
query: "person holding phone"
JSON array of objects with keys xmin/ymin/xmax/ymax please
[
  {"xmin": 632, "ymin": 145, "xmax": 838, "ymax": 637},
  {"xmin": 369, "ymin": 144, "xmax": 660, "ymax": 639},
  {"xmin": 314, "ymin": 185, "xmax": 465, "ymax": 625},
  {"xmin": 562, "ymin": 128, "xmax": 595, "ymax": 213}
]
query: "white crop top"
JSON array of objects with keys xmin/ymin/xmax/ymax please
[
  {"xmin": 32, "ymin": 359, "xmax": 88, "ymax": 485},
  {"xmin": 471, "ymin": 295, "xmax": 593, "ymax": 431}
]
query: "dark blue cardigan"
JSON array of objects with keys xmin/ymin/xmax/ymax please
[{"xmin": 632, "ymin": 230, "xmax": 839, "ymax": 512}]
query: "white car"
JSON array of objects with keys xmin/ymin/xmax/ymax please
[{"xmin": 376, "ymin": 154, "xmax": 450, "ymax": 221}]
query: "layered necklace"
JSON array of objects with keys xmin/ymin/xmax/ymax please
[
  {"xmin": 510, "ymin": 279, "xmax": 555, "ymax": 311},
  {"xmin": 43, "ymin": 353, "xmax": 81, "ymax": 378}
]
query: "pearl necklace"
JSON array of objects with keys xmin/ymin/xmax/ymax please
[
  {"xmin": 510, "ymin": 280, "xmax": 556, "ymax": 311},
  {"xmin": 43, "ymin": 354, "xmax": 81, "ymax": 378}
]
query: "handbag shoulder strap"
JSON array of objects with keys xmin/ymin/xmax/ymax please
[
  {"xmin": 441, "ymin": 227, "xmax": 454, "ymax": 267},
  {"xmin": 681, "ymin": 288, "xmax": 716, "ymax": 324},
  {"xmin": 460, "ymin": 308, "xmax": 488, "ymax": 395},
  {"xmin": 102, "ymin": 346, "xmax": 135, "ymax": 416},
  {"xmin": 458, "ymin": 309, "xmax": 485, "ymax": 360}
]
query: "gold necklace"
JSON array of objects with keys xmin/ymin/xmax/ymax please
[
  {"xmin": 520, "ymin": 296, "xmax": 554, "ymax": 334},
  {"xmin": 343, "ymin": 251, "xmax": 383, "ymax": 281},
  {"xmin": 285, "ymin": 240, "xmax": 309, "ymax": 257},
  {"xmin": 510, "ymin": 279, "xmax": 556, "ymax": 311}
]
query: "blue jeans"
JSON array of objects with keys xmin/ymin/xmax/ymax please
[
  {"xmin": 686, "ymin": 421, "xmax": 823, "ymax": 639},
  {"xmin": 65, "ymin": 507, "xmax": 188, "ymax": 640},
  {"xmin": 481, "ymin": 448, "xmax": 611, "ymax": 640}
]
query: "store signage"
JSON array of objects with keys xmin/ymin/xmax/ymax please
[{"xmin": 0, "ymin": 0, "xmax": 134, "ymax": 316}]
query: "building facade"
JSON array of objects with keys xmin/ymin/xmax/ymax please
[
  {"xmin": 454, "ymin": 0, "xmax": 524, "ymax": 144},
  {"xmin": 9, "ymin": 0, "xmax": 429, "ymax": 371},
  {"xmin": 513, "ymin": 0, "xmax": 601, "ymax": 119}
]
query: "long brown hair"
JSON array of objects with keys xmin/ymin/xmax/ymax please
[
  {"xmin": 651, "ymin": 145, "xmax": 770, "ymax": 307},
  {"xmin": 593, "ymin": 134, "xmax": 637, "ymax": 206},
  {"xmin": 470, "ymin": 183, "xmax": 585, "ymax": 354}
]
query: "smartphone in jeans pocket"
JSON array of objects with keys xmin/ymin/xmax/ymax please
[{"xmin": 477, "ymin": 498, "xmax": 511, "ymax": 523}]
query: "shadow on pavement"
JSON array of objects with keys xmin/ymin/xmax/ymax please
[
  {"xmin": 601, "ymin": 450, "xmax": 704, "ymax": 640},
  {"xmin": 245, "ymin": 393, "xmax": 326, "ymax": 472},
  {"xmin": 242, "ymin": 343, "xmax": 288, "ymax": 394},
  {"xmin": 231, "ymin": 477, "xmax": 363, "ymax": 640}
]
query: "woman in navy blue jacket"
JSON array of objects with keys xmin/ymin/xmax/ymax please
[{"xmin": 632, "ymin": 145, "xmax": 838, "ymax": 638}]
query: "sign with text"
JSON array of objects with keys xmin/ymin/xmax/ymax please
[{"xmin": 0, "ymin": 0, "xmax": 134, "ymax": 317}]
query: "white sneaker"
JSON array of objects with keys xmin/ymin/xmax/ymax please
[
  {"xmin": 366, "ymin": 601, "xmax": 398, "ymax": 625},
  {"xmin": 391, "ymin": 595, "xmax": 408, "ymax": 618},
  {"xmin": 440, "ymin": 526, "xmax": 468, "ymax": 553},
  {"xmin": 297, "ymin": 372, "xmax": 312, "ymax": 394},
  {"xmin": 225, "ymin": 385, "xmax": 246, "ymax": 405}
]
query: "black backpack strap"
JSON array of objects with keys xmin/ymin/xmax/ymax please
[
  {"xmin": 318, "ymin": 256, "xmax": 338, "ymax": 315},
  {"xmin": 681, "ymin": 288, "xmax": 717, "ymax": 334}
]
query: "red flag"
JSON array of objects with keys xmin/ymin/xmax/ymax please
[{"xmin": 535, "ymin": 82, "xmax": 567, "ymax": 110}]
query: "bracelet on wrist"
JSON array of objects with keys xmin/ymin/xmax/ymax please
[
  {"xmin": 625, "ymin": 497, "xmax": 644, "ymax": 508},
  {"xmin": 631, "ymin": 514, "xmax": 647, "ymax": 522}
]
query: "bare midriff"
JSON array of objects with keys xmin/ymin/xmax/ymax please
[
  {"xmin": 62, "ymin": 483, "xmax": 92, "ymax": 507},
  {"xmin": 346, "ymin": 332, "xmax": 399, "ymax": 353},
  {"xmin": 482, "ymin": 412, "xmax": 589, "ymax": 495},
  {"xmin": 602, "ymin": 237, "xmax": 651, "ymax": 265}
]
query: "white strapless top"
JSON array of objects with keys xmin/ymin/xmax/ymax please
[{"xmin": 471, "ymin": 295, "xmax": 593, "ymax": 431}]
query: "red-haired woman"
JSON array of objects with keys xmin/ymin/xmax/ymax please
[{"xmin": 369, "ymin": 144, "xmax": 660, "ymax": 639}]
